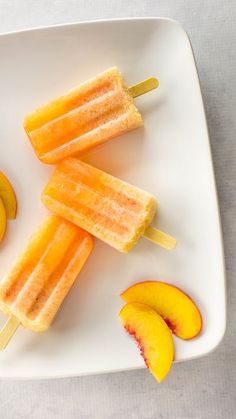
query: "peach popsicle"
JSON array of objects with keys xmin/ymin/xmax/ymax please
[
  {"xmin": 24, "ymin": 67, "xmax": 158, "ymax": 164},
  {"xmin": 42, "ymin": 158, "xmax": 176, "ymax": 252},
  {"xmin": 0, "ymin": 215, "xmax": 93, "ymax": 349}
]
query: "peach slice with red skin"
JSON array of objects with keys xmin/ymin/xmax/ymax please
[
  {"xmin": 0, "ymin": 171, "xmax": 17, "ymax": 219},
  {"xmin": 119, "ymin": 302, "xmax": 174, "ymax": 383},
  {"xmin": 0, "ymin": 197, "xmax": 7, "ymax": 242},
  {"xmin": 121, "ymin": 281, "xmax": 202, "ymax": 340}
]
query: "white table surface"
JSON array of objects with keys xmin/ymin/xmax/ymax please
[{"xmin": 0, "ymin": 1, "xmax": 235, "ymax": 418}]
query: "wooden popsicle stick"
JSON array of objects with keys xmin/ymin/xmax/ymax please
[
  {"xmin": 143, "ymin": 226, "xmax": 176, "ymax": 250},
  {"xmin": 129, "ymin": 77, "xmax": 159, "ymax": 98},
  {"xmin": 0, "ymin": 316, "xmax": 20, "ymax": 350}
]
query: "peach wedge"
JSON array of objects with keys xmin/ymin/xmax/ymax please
[
  {"xmin": 0, "ymin": 171, "xmax": 17, "ymax": 219},
  {"xmin": 121, "ymin": 281, "xmax": 202, "ymax": 340},
  {"xmin": 119, "ymin": 302, "xmax": 174, "ymax": 383},
  {"xmin": 0, "ymin": 197, "xmax": 7, "ymax": 242}
]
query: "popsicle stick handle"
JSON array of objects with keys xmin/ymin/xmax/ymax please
[
  {"xmin": 0, "ymin": 316, "xmax": 20, "ymax": 350},
  {"xmin": 129, "ymin": 77, "xmax": 159, "ymax": 98},
  {"xmin": 143, "ymin": 226, "xmax": 176, "ymax": 250}
]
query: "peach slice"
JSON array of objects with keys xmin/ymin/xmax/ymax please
[
  {"xmin": 0, "ymin": 197, "xmax": 7, "ymax": 242},
  {"xmin": 0, "ymin": 171, "xmax": 17, "ymax": 219},
  {"xmin": 119, "ymin": 302, "xmax": 174, "ymax": 383},
  {"xmin": 121, "ymin": 281, "xmax": 202, "ymax": 340}
]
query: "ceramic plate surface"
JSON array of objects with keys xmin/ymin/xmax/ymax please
[{"xmin": 0, "ymin": 18, "xmax": 225, "ymax": 378}]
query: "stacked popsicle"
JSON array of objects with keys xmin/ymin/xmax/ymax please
[{"xmin": 0, "ymin": 67, "xmax": 176, "ymax": 349}]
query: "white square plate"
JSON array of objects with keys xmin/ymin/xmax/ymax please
[{"xmin": 0, "ymin": 18, "xmax": 225, "ymax": 378}]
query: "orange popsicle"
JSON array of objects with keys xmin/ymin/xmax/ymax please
[
  {"xmin": 0, "ymin": 215, "xmax": 93, "ymax": 348},
  {"xmin": 24, "ymin": 67, "xmax": 158, "ymax": 164},
  {"xmin": 42, "ymin": 158, "xmax": 176, "ymax": 252}
]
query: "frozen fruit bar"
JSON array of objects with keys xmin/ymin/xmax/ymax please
[
  {"xmin": 0, "ymin": 216, "xmax": 93, "ymax": 333},
  {"xmin": 42, "ymin": 159, "xmax": 176, "ymax": 252},
  {"xmin": 24, "ymin": 67, "xmax": 144, "ymax": 164}
]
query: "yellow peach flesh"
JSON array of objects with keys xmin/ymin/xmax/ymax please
[
  {"xmin": 119, "ymin": 302, "xmax": 174, "ymax": 383},
  {"xmin": 0, "ymin": 171, "xmax": 17, "ymax": 219},
  {"xmin": 121, "ymin": 281, "xmax": 202, "ymax": 340},
  {"xmin": 0, "ymin": 197, "xmax": 7, "ymax": 242}
]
